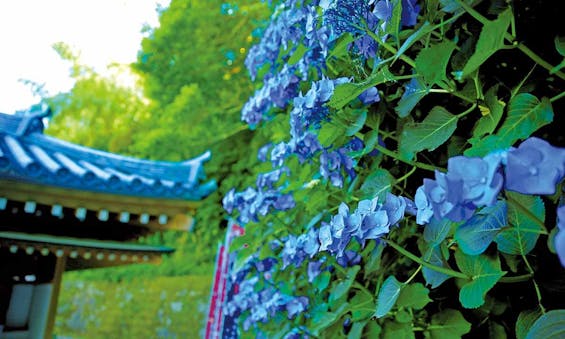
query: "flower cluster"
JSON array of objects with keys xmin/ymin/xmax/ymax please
[
  {"xmin": 224, "ymin": 256, "xmax": 309, "ymax": 334},
  {"xmin": 223, "ymin": 168, "xmax": 295, "ymax": 224},
  {"xmin": 415, "ymin": 137, "xmax": 565, "ymax": 225},
  {"xmin": 505, "ymin": 137, "xmax": 565, "ymax": 195},
  {"xmin": 279, "ymin": 193, "xmax": 407, "ymax": 268},
  {"xmin": 415, "ymin": 153, "xmax": 504, "ymax": 224}
]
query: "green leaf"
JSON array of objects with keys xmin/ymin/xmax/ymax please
[
  {"xmin": 314, "ymin": 271, "xmax": 331, "ymax": 292},
  {"xmin": 516, "ymin": 309, "xmax": 543, "ymax": 339},
  {"xmin": 555, "ymin": 36, "xmax": 565, "ymax": 56},
  {"xmin": 424, "ymin": 217, "xmax": 453, "ymax": 246},
  {"xmin": 422, "ymin": 245, "xmax": 451, "ymax": 288},
  {"xmin": 429, "ymin": 309, "xmax": 472, "ymax": 339},
  {"xmin": 345, "ymin": 109, "xmax": 367, "ymax": 136},
  {"xmin": 318, "ymin": 122, "xmax": 346, "ymax": 147},
  {"xmin": 396, "ymin": 283, "xmax": 431, "ymax": 310},
  {"xmin": 460, "ymin": 9, "xmax": 512, "ymax": 78},
  {"xmin": 495, "ymin": 192, "xmax": 545, "ymax": 255},
  {"xmin": 472, "ymin": 85, "xmax": 505, "ymax": 138},
  {"xmin": 288, "ymin": 43, "xmax": 308, "ymax": 65},
  {"xmin": 395, "ymin": 21, "xmax": 434, "ymax": 61},
  {"xmin": 395, "ymin": 77, "xmax": 430, "ymax": 118},
  {"xmin": 454, "ymin": 251, "xmax": 506, "ymax": 308},
  {"xmin": 360, "ymin": 168, "xmax": 394, "ymax": 200},
  {"xmin": 382, "ymin": 320, "xmax": 415, "ymax": 339},
  {"xmin": 375, "ymin": 276, "xmax": 403, "ymax": 318},
  {"xmin": 330, "ymin": 266, "xmax": 360, "ymax": 305},
  {"xmin": 348, "ymin": 321, "xmax": 366, "ymax": 339},
  {"xmin": 415, "ymin": 40, "xmax": 456, "ymax": 85},
  {"xmin": 311, "ymin": 312, "xmax": 339, "ymax": 336},
  {"xmin": 455, "ymin": 200, "xmax": 507, "ymax": 255},
  {"xmin": 525, "ymin": 309, "xmax": 565, "ymax": 339},
  {"xmin": 466, "ymin": 93, "xmax": 554, "ymax": 157},
  {"xmin": 399, "ymin": 106, "xmax": 458, "ymax": 160},
  {"xmin": 362, "ymin": 129, "xmax": 380, "ymax": 155},
  {"xmin": 386, "ymin": 0, "xmax": 403, "ymax": 45},
  {"xmin": 328, "ymin": 68, "xmax": 395, "ymax": 109},
  {"xmin": 489, "ymin": 321, "xmax": 507, "ymax": 339}
]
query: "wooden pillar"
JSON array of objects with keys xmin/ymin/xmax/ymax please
[{"xmin": 44, "ymin": 254, "xmax": 66, "ymax": 338}]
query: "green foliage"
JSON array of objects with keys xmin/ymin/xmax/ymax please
[
  {"xmin": 55, "ymin": 275, "xmax": 212, "ymax": 338},
  {"xmin": 399, "ymin": 106, "xmax": 458, "ymax": 160},
  {"xmin": 525, "ymin": 310, "xmax": 565, "ymax": 339},
  {"xmin": 495, "ymin": 192, "xmax": 545, "ymax": 255},
  {"xmin": 428, "ymin": 309, "xmax": 471, "ymax": 338},
  {"xmin": 454, "ymin": 251, "xmax": 506, "ymax": 308},
  {"xmin": 375, "ymin": 275, "xmax": 402, "ymax": 318}
]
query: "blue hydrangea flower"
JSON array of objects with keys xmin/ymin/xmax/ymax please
[
  {"xmin": 307, "ymin": 260, "xmax": 324, "ymax": 282},
  {"xmin": 358, "ymin": 86, "xmax": 381, "ymax": 104},
  {"xmin": 258, "ymin": 143, "xmax": 272, "ymax": 162},
  {"xmin": 555, "ymin": 205, "xmax": 565, "ymax": 267},
  {"xmin": 505, "ymin": 137, "xmax": 565, "ymax": 195},
  {"xmin": 401, "ymin": 0, "xmax": 421, "ymax": 27},
  {"xmin": 337, "ymin": 249, "xmax": 362, "ymax": 267},
  {"xmin": 286, "ymin": 296, "xmax": 309, "ymax": 319},
  {"xmin": 445, "ymin": 154, "xmax": 504, "ymax": 208}
]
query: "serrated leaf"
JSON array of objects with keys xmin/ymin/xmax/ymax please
[
  {"xmin": 495, "ymin": 192, "xmax": 544, "ymax": 255},
  {"xmin": 360, "ymin": 168, "xmax": 394, "ymax": 200},
  {"xmin": 466, "ymin": 93, "xmax": 554, "ymax": 157},
  {"xmin": 328, "ymin": 68, "xmax": 395, "ymax": 109},
  {"xmin": 525, "ymin": 309, "xmax": 565, "ymax": 339},
  {"xmin": 454, "ymin": 251, "xmax": 506, "ymax": 308},
  {"xmin": 399, "ymin": 106, "xmax": 458, "ymax": 160},
  {"xmin": 472, "ymin": 85, "xmax": 505, "ymax": 138},
  {"xmin": 422, "ymin": 245, "xmax": 452, "ymax": 288},
  {"xmin": 396, "ymin": 283, "xmax": 431, "ymax": 310},
  {"xmin": 455, "ymin": 200, "xmax": 507, "ymax": 255},
  {"xmin": 516, "ymin": 309, "xmax": 543, "ymax": 339},
  {"xmin": 363, "ymin": 129, "xmax": 380, "ymax": 155},
  {"xmin": 330, "ymin": 266, "xmax": 360, "ymax": 305},
  {"xmin": 415, "ymin": 40, "xmax": 456, "ymax": 85},
  {"xmin": 395, "ymin": 77, "xmax": 430, "ymax": 118},
  {"xmin": 424, "ymin": 217, "xmax": 453, "ymax": 246},
  {"xmin": 429, "ymin": 309, "xmax": 472, "ymax": 338},
  {"xmin": 395, "ymin": 21, "xmax": 434, "ymax": 61},
  {"xmin": 375, "ymin": 276, "xmax": 403, "ymax": 318},
  {"xmin": 460, "ymin": 9, "xmax": 512, "ymax": 78},
  {"xmin": 311, "ymin": 311, "xmax": 339, "ymax": 336}
]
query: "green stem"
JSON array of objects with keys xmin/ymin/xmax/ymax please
[
  {"xmin": 550, "ymin": 90, "xmax": 565, "ymax": 103},
  {"xmin": 456, "ymin": 103, "xmax": 478, "ymax": 118},
  {"xmin": 404, "ymin": 265, "xmax": 422, "ymax": 284},
  {"xmin": 506, "ymin": 194, "xmax": 548, "ymax": 234},
  {"xmin": 455, "ymin": 0, "xmax": 565, "ymax": 81},
  {"xmin": 383, "ymin": 239, "xmax": 469, "ymax": 279},
  {"xmin": 498, "ymin": 273, "xmax": 534, "ymax": 283},
  {"xmin": 522, "ymin": 254, "xmax": 546, "ymax": 314}
]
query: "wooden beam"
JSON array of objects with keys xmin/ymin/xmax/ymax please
[{"xmin": 44, "ymin": 254, "xmax": 66, "ymax": 339}]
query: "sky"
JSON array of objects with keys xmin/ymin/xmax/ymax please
[{"xmin": 0, "ymin": 0, "xmax": 170, "ymax": 114}]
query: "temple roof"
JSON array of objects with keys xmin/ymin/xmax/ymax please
[{"xmin": 0, "ymin": 111, "xmax": 216, "ymax": 201}]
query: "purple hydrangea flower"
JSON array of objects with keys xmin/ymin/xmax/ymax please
[
  {"xmin": 505, "ymin": 137, "xmax": 565, "ymax": 195},
  {"xmin": 401, "ymin": 0, "xmax": 421, "ymax": 27},
  {"xmin": 337, "ymin": 250, "xmax": 362, "ymax": 267}
]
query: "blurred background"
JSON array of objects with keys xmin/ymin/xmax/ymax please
[{"xmin": 0, "ymin": 0, "xmax": 272, "ymax": 337}]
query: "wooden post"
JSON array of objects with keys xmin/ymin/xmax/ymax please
[{"xmin": 44, "ymin": 254, "xmax": 66, "ymax": 338}]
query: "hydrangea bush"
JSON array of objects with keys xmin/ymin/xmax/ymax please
[{"xmin": 220, "ymin": 0, "xmax": 565, "ymax": 337}]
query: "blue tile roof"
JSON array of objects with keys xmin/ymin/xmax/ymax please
[{"xmin": 0, "ymin": 111, "xmax": 216, "ymax": 201}]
